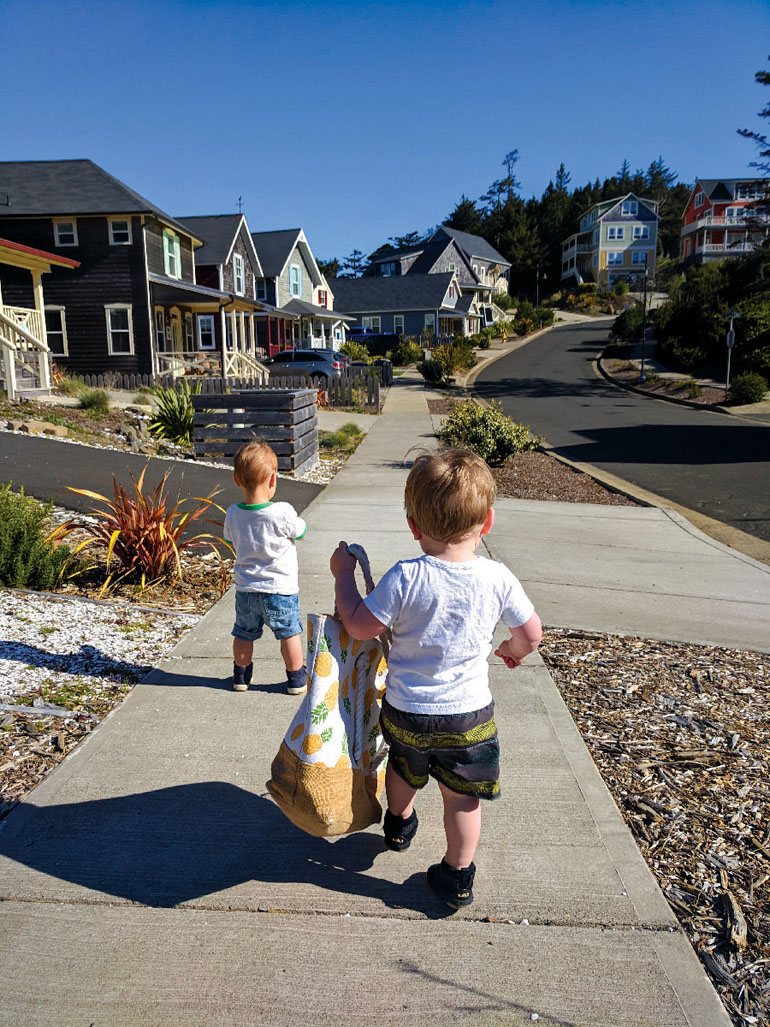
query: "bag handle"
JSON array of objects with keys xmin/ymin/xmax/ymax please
[{"xmin": 335, "ymin": 543, "xmax": 391, "ymax": 656}]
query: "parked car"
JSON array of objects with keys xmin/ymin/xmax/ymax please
[{"xmin": 266, "ymin": 348, "xmax": 345, "ymax": 383}]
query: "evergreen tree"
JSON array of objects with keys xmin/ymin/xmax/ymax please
[
  {"xmin": 317, "ymin": 257, "xmax": 341, "ymax": 279},
  {"xmin": 738, "ymin": 55, "xmax": 770, "ymax": 229},
  {"xmin": 340, "ymin": 248, "xmax": 366, "ymax": 278},
  {"xmin": 444, "ymin": 195, "xmax": 482, "ymax": 234},
  {"xmin": 617, "ymin": 159, "xmax": 632, "ymax": 189}
]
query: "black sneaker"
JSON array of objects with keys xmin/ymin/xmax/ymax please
[
  {"xmin": 286, "ymin": 667, "xmax": 307, "ymax": 696},
  {"xmin": 427, "ymin": 858, "xmax": 476, "ymax": 909},
  {"xmin": 232, "ymin": 662, "xmax": 252, "ymax": 692},
  {"xmin": 383, "ymin": 809, "xmax": 419, "ymax": 851}
]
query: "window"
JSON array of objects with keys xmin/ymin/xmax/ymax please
[
  {"xmin": 381, "ymin": 262, "xmax": 396, "ymax": 276},
  {"xmin": 109, "ymin": 219, "xmax": 132, "ymax": 245},
  {"xmin": 593, "ymin": 253, "xmax": 599, "ymax": 267},
  {"xmin": 318, "ymin": 289, "xmax": 328, "ymax": 307},
  {"xmin": 185, "ymin": 313, "xmax": 194, "ymax": 349},
  {"xmin": 632, "ymin": 251, "xmax": 648, "ymax": 265},
  {"xmin": 478, "ymin": 265, "xmax": 486, "ymax": 280},
  {"xmin": 593, "ymin": 229, "xmax": 599, "ymax": 244},
  {"xmin": 424, "ymin": 313, "xmax": 435, "ymax": 333},
  {"xmin": 621, "ymin": 200, "xmax": 638, "ymax": 216},
  {"xmin": 154, "ymin": 308, "xmax": 166, "ymax": 352},
  {"xmin": 54, "ymin": 220, "xmax": 78, "ymax": 247},
  {"xmin": 736, "ymin": 183, "xmax": 760, "ymax": 200},
  {"xmin": 633, "ymin": 225, "xmax": 650, "ymax": 239},
  {"xmin": 448, "ymin": 285, "xmax": 456, "ymax": 300},
  {"xmin": 44, "ymin": 308, "xmax": 67, "ymax": 355},
  {"xmin": 608, "ymin": 226, "xmax": 624, "ymax": 240},
  {"xmin": 255, "ymin": 279, "xmax": 267, "ymax": 301},
  {"xmin": 446, "ymin": 262, "xmax": 456, "ymax": 272},
  {"xmin": 694, "ymin": 192, "xmax": 705, "ymax": 208},
  {"xmin": 233, "ymin": 253, "xmax": 244, "ymax": 295},
  {"xmin": 105, "ymin": 305, "xmax": 134, "ymax": 354},
  {"xmin": 362, "ymin": 316, "xmax": 381, "ymax": 332},
  {"xmin": 289, "ymin": 264, "xmax": 302, "ymax": 297},
  {"xmin": 607, "ymin": 251, "xmax": 624, "ymax": 266},
  {"xmin": 726, "ymin": 207, "xmax": 744, "ymax": 219},
  {"xmin": 393, "ymin": 314, "xmax": 404, "ymax": 335},
  {"xmin": 163, "ymin": 230, "xmax": 182, "ymax": 279}
]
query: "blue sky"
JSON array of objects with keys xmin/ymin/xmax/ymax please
[{"xmin": 3, "ymin": 0, "xmax": 769, "ymax": 262}]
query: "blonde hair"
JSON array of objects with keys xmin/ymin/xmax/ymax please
[
  {"xmin": 233, "ymin": 440, "xmax": 277, "ymax": 489},
  {"xmin": 404, "ymin": 449, "xmax": 495, "ymax": 543}
]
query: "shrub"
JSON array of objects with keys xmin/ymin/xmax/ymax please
[
  {"xmin": 340, "ymin": 340, "xmax": 371, "ymax": 362},
  {"xmin": 433, "ymin": 340, "xmax": 477, "ymax": 380},
  {"xmin": 0, "ymin": 483, "xmax": 79, "ymax": 590},
  {"xmin": 614, "ymin": 280, "xmax": 629, "ymax": 297},
  {"xmin": 417, "ymin": 359, "xmax": 445, "ymax": 384},
  {"xmin": 338, "ymin": 421, "xmax": 362, "ymax": 437},
  {"xmin": 149, "ymin": 378, "xmax": 201, "ymax": 446},
  {"xmin": 492, "ymin": 291, "xmax": 514, "ymax": 310},
  {"xmin": 55, "ymin": 373, "xmax": 85, "ymax": 397},
  {"xmin": 729, "ymin": 371, "xmax": 768, "ymax": 405},
  {"xmin": 435, "ymin": 399, "xmax": 539, "ymax": 465},
  {"xmin": 603, "ymin": 341, "xmax": 632, "ymax": 359},
  {"xmin": 50, "ymin": 467, "xmax": 227, "ymax": 593},
  {"xmin": 78, "ymin": 388, "xmax": 110, "ymax": 415},
  {"xmin": 391, "ymin": 339, "xmax": 424, "ymax": 366},
  {"xmin": 611, "ymin": 305, "xmax": 644, "ymax": 341}
]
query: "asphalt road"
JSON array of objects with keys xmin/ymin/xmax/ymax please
[
  {"xmin": 475, "ymin": 320, "xmax": 770, "ymax": 544},
  {"xmin": 0, "ymin": 433, "xmax": 323, "ymax": 536}
]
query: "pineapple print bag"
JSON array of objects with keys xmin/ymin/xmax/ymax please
[{"xmin": 267, "ymin": 544, "xmax": 390, "ymax": 837}]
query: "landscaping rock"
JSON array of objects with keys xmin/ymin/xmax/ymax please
[{"xmin": 9, "ymin": 419, "xmax": 67, "ymax": 437}]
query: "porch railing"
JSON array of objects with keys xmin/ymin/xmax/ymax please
[{"xmin": 0, "ymin": 304, "xmax": 51, "ymax": 401}]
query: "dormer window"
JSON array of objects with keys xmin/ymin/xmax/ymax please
[
  {"xmin": 163, "ymin": 229, "xmax": 182, "ymax": 279},
  {"xmin": 621, "ymin": 200, "xmax": 638, "ymax": 216},
  {"xmin": 233, "ymin": 253, "xmax": 244, "ymax": 295},
  {"xmin": 289, "ymin": 264, "xmax": 302, "ymax": 297},
  {"xmin": 381, "ymin": 262, "xmax": 396, "ymax": 276},
  {"xmin": 54, "ymin": 220, "xmax": 78, "ymax": 247}
]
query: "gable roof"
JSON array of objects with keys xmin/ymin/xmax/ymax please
[
  {"xmin": 250, "ymin": 229, "xmax": 303, "ymax": 277},
  {"xmin": 432, "ymin": 226, "xmax": 510, "ymax": 267},
  {"xmin": 0, "ymin": 159, "xmax": 198, "ymax": 240},
  {"xmin": 330, "ymin": 273, "xmax": 457, "ymax": 314},
  {"xmin": 580, "ymin": 192, "xmax": 659, "ymax": 223},
  {"xmin": 179, "ymin": 214, "xmax": 263, "ymax": 274},
  {"xmin": 693, "ymin": 178, "xmax": 759, "ymax": 202}
]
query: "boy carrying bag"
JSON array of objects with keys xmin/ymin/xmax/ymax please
[{"xmin": 267, "ymin": 545, "xmax": 389, "ymax": 837}]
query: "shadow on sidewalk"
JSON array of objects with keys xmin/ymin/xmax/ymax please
[
  {"xmin": 143, "ymin": 668, "xmax": 292, "ymax": 694},
  {"xmin": 0, "ymin": 783, "xmax": 451, "ymax": 918}
]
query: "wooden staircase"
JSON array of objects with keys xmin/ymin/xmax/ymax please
[{"xmin": 0, "ymin": 305, "xmax": 52, "ymax": 401}]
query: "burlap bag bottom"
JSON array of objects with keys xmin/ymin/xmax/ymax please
[{"xmin": 267, "ymin": 740, "xmax": 385, "ymax": 837}]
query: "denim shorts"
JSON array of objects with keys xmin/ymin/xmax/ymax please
[{"xmin": 232, "ymin": 591, "xmax": 302, "ymax": 642}]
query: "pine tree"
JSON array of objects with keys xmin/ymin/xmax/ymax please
[
  {"xmin": 737, "ymin": 55, "xmax": 770, "ymax": 229},
  {"xmin": 340, "ymin": 249, "xmax": 366, "ymax": 278},
  {"xmin": 444, "ymin": 196, "xmax": 482, "ymax": 234}
]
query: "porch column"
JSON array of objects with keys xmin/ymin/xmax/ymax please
[
  {"xmin": 267, "ymin": 316, "xmax": 272, "ymax": 353},
  {"xmin": 220, "ymin": 307, "xmax": 227, "ymax": 377},
  {"xmin": 249, "ymin": 312, "xmax": 255, "ymax": 352},
  {"xmin": 283, "ymin": 319, "xmax": 287, "ymax": 348},
  {"xmin": 31, "ymin": 270, "xmax": 51, "ymax": 390},
  {"xmin": 239, "ymin": 310, "xmax": 247, "ymax": 354},
  {"xmin": 291, "ymin": 319, "xmax": 295, "ymax": 345}
]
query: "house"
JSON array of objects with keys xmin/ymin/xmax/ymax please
[
  {"xmin": 250, "ymin": 228, "xmax": 353, "ymax": 355},
  {"xmin": 679, "ymin": 178, "xmax": 767, "ymax": 263},
  {"xmin": 561, "ymin": 193, "xmax": 660, "ymax": 288},
  {"xmin": 330, "ymin": 272, "xmax": 482, "ymax": 339},
  {"xmin": 364, "ymin": 225, "xmax": 510, "ymax": 326},
  {"xmin": 0, "ymin": 236, "xmax": 79, "ymax": 399},
  {"xmin": 0, "ymin": 159, "xmax": 273, "ymax": 380}
]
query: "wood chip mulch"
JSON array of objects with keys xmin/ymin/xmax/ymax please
[{"xmin": 540, "ymin": 628, "xmax": 770, "ymax": 1027}]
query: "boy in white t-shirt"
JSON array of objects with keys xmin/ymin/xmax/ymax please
[
  {"xmin": 330, "ymin": 449, "xmax": 542, "ymax": 909},
  {"xmin": 224, "ymin": 440, "xmax": 307, "ymax": 695}
]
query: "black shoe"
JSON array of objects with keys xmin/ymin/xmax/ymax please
[
  {"xmin": 427, "ymin": 858, "xmax": 476, "ymax": 909},
  {"xmin": 286, "ymin": 667, "xmax": 307, "ymax": 696},
  {"xmin": 232, "ymin": 662, "xmax": 253, "ymax": 692},
  {"xmin": 383, "ymin": 809, "xmax": 418, "ymax": 851}
]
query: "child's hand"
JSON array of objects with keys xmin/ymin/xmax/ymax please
[
  {"xmin": 495, "ymin": 639, "xmax": 525, "ymax": 669},
  {"xmin": 330, "ymin": 541, "xmax": 357, "ymax": 578}
]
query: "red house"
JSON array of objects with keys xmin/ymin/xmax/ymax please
[{"xmin": 680, "ymin": 178, "xmax": 766, "ymax": 263}]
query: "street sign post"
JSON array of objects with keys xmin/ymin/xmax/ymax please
[{"xmin": 724, "ymin": 308, "xmax": 741, "ymax": 401}]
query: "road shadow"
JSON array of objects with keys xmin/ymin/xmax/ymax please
[
  {"xmin": 0, "ymin": 640, "xmax": 149, "ymax": 683},
  {"xmin": 554, "ymin": 422, "xmax": 770, "ymax": 466},
  {"xmin": 0, "ymin": 783, "xmax": 451, "ymax": 917},
  {"xmin": 474, "ymin": 375, "xmax": 625, "ymax": 402}
]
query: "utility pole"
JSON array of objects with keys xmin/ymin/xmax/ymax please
[
  {"xmin": 724, "ymin": 307, "xmax": 741, "ymax": 401},
  {"xmin": 637, "ymin": 257, "xmax": 649, "ymax": 383}
]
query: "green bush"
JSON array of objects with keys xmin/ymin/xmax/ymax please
[
  {"xmin": 614, "ymin": 280, "xmax": 629, "ymax": 297},
  {"xmin": 391, "ymin": 339, "xmax": 424, "ymax": 366},
  {"xmin": 492, "ymin": 291, "xmax": 514, "ymax": 310},
  {"xmin": 729, "ymin": 371, "xmax": 768, "ymax": 405},
  {"xmin": 340, "ymin": 340, "xmax": 371, "ymax": 362},
  {"xmin": 435, "ymin": 399, "xmax": 539, "ymax": 465},
  {"xmin": 149, "ymin": 378, "xmax": 200, "ymax": 446},
  {"xmin": 611, "ymin": 305, "xmax": 644, "ymax": 341},
  {"xmin": 603, "ymin": 341, "xmax": 632, "ymax": 359},
  {"xmin": 433, "ymin": 340, "xmax": 477, "ymax": 379},
  {"xmin": 338, "ymin": 421, "xmax": 362, "ymax": 437},
  {"xmin": 78, "ymin": 388, "xmax": 110, "ymax": 415},
  {"xmin": 416, "ymin": 359, "xmax": 445, "ymax": 384},
  {"xmin": 56, "ymin": 375, "xmax": 85, "ymax": 397},
  {"xmin": 0, "ymin": 483, "xmax": 77, "ymax": 589}
]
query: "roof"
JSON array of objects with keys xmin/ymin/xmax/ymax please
[
  {"xmin": 250, "ymin": 229, "xmax": 303, "ymax": 277},
  {"xmin": 694, "ymin": 178, "xmax": 760, "ymax": 202},
  {"xmin": 330, "ymin": 273, "xmax": 457, "ymax": 314},
  {"xmin": 179, "ymin": 214, "xmax": 263, "ymax": 275},
  {"xmin": 432, "ymin": 226, "xmax": 510, "ymax": 267},
  {"xmin": 282, "ymin": 298, "xmax": 354, "ymax": 321},
  {"xmin": 0, "ymin": 159, "xmax": 198, "ymax": 240},
  {"xmin": 0, "ymin": 236, "xmax": 80, "ymax": 269},
  {"xmin": 578, "ymin": 192, "xmax": 659, "ymax": 223},
  {"xmin": 147, "ymin": 272, "xmax": 277, "ymax": 312}
]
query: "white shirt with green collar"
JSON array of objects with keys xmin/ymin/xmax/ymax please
[{"xmin": 224, "ymin": 501, "xmax": 307, "ymax": 594}]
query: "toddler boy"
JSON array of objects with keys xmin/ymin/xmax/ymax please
[
  {"xmin": 330, "ymin": 448, "xmax": 542, "ymax": 909},
  {"xmin": 224, "ymin": 440, "xmax": 307, "ymax": 695}
]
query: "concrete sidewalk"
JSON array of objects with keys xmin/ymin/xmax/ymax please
[{"xmin": 4, "ymin": 374, "xmax": 767, "ymax": 1024}]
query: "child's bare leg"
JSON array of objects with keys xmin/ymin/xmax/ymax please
[
  {"xmin": 385, "ymin": 762, "xmax": 418, "ymax": 818},
  {"xmin": 280, "ymin": 634, "xmax": 303, "ymax": 672},
  {"xmin": 233, "ymin": 638, "xmax": 253, "ymax": 668},
  {"xmin": 438, "ymin": 781, "xmax": 481, "ymax": 869}
]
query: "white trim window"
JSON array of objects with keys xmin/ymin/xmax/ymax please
[
  {"xmin": 694, "ymin": 191, "xmax": 705, "ymax": 208},
  {"xmin": 105, "ymin": 304, "xmax": 134, "ymax": 354},
  {"xmin": 593, "ymin": 229, "xmax": 599, "ymax": 244},
  {"xmin": 197, "ymin": 314, "xmax": 216, "ymax": 350},
  {"xmin": 362, "ymin": 316, "xmax": 381, "ymax": 332},
  {"xmin": 608, "ymin": 226, "xmax": 624, "ymax": 240},
  {"xmin": 44, "ymin": 307, "xmax": 68, "ymax": 355},
  {"xmin": 606, "ymin": 251, "xmax": 624, "ymax": 266},
  {"xmin": 736, "ymin": 183, "xmax": 760, "ymax": 200},
  {"xmin": 446, "ymin": 262, "xmax": 456, "ymax": 272},
  {"xmin": 424, "ymin": 313, "xmax": 436, "ymax": 333},
  {"xmin": 621, "ymin": 200, "xmax": 638, "ymax": 216},
  {"xmin": 633, "ymin": 225, "xmax": 650, "ymax": 239},
  {"xmin": 185, "ymin": 313, "xmax": 194, "ymax": 349},
  {"xmin": 109, "ymin": 218, "xmax": 132, "ymax": 245},
  {"xmin": 233, "ymin": 253, "xmax": 245, "ymax": 295},
  {"xmin": 447, "ymin": 284, "xmax": 456, "ymax": 300},
  {"xmin": 289, "ymin": 264, "xmax": 302, "ymax": 297},
  {"xmin": 162, "ymin": 230, "xmax": 182, "ymax": 279},
  {"xmin": 381, "ymin": 262, "xmax": 396, "ymax": 277},
  {"xmin": 393, "ymin": 314, "xmax": 404, "ymax": 335},
  {"xmin": 632, "ymin": 251, "xmax": 649, "ymax": 266},
  {"xmin": 726, "ymin": 207, "xmax": 744, "ymax": 219},
  {"xmin": 154, "ymin": 307, "xmax": 166, "ymax": 352},
  {"xmin": 255, "ymin": 279, "xmax": 267, "ymax": 301},
  {"xmin": 54, "ymin": 220, "xmax": 78, "ymax": 247},
  {"xmin": 318, "ymin": 289, "xmax": 328, "ymax": 308}
]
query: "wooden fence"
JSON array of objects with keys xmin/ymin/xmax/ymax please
[{"xmin": 192, "ymin": 389, "xmax": 318, "ymax": 477}]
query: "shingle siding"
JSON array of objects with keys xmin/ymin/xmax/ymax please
[{"xmin": 275, "ymin": 246, "xmax": 315, "ymax": 307}]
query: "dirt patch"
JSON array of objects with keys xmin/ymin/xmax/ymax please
[
  {"xmin": 604, "ymin": 360, "xmax": 727, "ymax": 407},
  {"xmin": 491, "ymin": 452, "xmax": 637, "ymax": 506}
]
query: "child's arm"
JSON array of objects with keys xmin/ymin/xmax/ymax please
[
  {"xmin": 330, "ymin": 542, "xmax": 388, "ymax": 641},
  {"xmin": 494, "ymin": 612, "xmax": 543, "ymax": 669}
]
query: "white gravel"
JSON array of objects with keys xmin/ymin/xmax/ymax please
[{"xmin": 0, "ymin": 589, "xmax": 198, "ymax": 702}]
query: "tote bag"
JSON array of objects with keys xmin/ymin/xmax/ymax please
[{"xmin": 267, "ymin": 544, "xmax": 389, "ymax": 837}]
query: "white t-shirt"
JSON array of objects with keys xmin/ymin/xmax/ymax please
[
  {"xmin": 363, "ymin": 553, "xmax": 534, "ymax": 715},
  {"xmin": 224, "ymin": 501, "xmax": 307, "ymax": 594}
]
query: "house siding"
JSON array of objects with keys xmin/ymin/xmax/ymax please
[
  {"xmin": 144, "ymin": 219, "xmax": 195, "ymax": 280},
  {"xmin": 221, "ymin": 230, "xmax": 256, "ymax": 299},
  {"xmin": 275, "ymin": 246, "xmax": 316, "ymax": 307},
  {"xmin": 0, "ymin": 214, "xmax": 153, "ymax": 373}
]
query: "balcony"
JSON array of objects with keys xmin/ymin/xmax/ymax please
[{"xmin": 696, "ymin": 241, "xmax": 756, "ymax": 255}]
